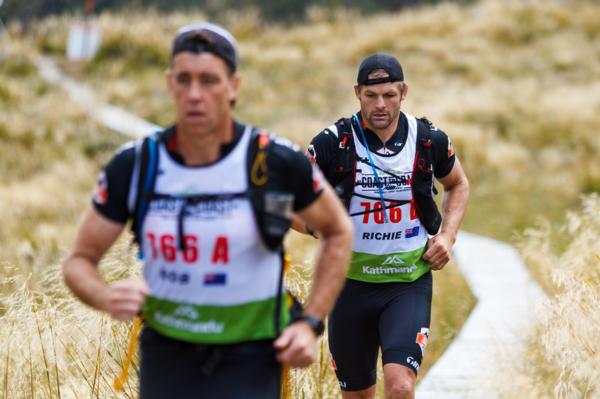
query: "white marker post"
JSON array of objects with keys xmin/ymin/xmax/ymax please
[
  {"xmin": 67, "ymin": 0, "xmax": 102, "ymax": 62},
  {"xmin": 67, "ymin": 20, "xmax": 101, "ymax": 61},
  {"xmin": 0, "ymin": 0, "xmax": 8, "ymax": 60}
]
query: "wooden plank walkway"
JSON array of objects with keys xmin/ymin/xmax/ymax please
[
  {"xmin": 35, "ymin": 57, "xmax": 161, "ymax": 138},
  {"xmin": 36, "ymin": 57, "xmax": 548, "ymax": 398},
  {"xmin": 416, "ymin": 231, "xmax": 546, "ymax": 398}
]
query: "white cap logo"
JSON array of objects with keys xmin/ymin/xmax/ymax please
[{"xmin": 176, "ymin": 22, "xmax": 237, "ymax": 52}]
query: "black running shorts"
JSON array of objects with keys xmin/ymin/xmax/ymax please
[
  {"xmin": 139, "ymin": 326, "xmax": 282, "ymax": 399},
  {"xmin": 328, "ymin": 272, "xmax": 432, "ymax": 392}
]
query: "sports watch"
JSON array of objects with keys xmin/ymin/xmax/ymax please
[{"xmin": 294, "ymin": 315, "xmax": 325, "ymax": 337}]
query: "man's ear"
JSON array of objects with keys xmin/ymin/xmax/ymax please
[
  {"xmin": 165, "ymin": 68, "xmax": 174, "ymax": 95},
  {"xmin": 400, "ymin": 82, "xmax": 409, "ymax": 101},
  {"xmin": 354, "ymin": 84, "xmax": 360, "ymax": 99},
  {"xmin": 229, "ymin": 73, "xmax": 241, "ymax": 103}
]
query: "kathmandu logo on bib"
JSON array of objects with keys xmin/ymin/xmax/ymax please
[
  {"xmin": 155, "ymin": 312, "xmax": 224, "ymax": 334},
  {"xmin": 362, "ymin": 265, "xmax": 417, "ymax": 275},
  {"xmin": 382, "ymin": 255, "xmax": 405, "ymax": 266},
  {"xmin": 173, "ymin": 305, "xmax": 199, "ymax": 320}
]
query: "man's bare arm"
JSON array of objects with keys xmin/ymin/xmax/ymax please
[
  {"xmin": 290, "ymin": 214, "xmax": 315, "ymax": 236},
  {"xmin": 423, "ymin": 158, "xmax": 470, "ymax": 270},
  {"xmin": 295, "ymin": 185, "xmax": 353, "ymax": 319},
  {"xmin": 63, "ymin": 208, "xmax": 148, "ymax": 320},
  {"xmin": 274, "ymin": 185, "xmax": 353, "ymax": 367}
]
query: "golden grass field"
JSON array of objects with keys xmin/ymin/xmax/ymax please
[{"xmin": 1, "ymin": 0, "xmax": 599, "ymax": 397}]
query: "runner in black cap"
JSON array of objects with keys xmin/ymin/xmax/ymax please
[
  {"xmin": 63, "ymin": 22, "xmax": 353, "ymax": 399},
  {"xmin": 297, "ymin": 52, "xmax": 469, "ymax": 398}
]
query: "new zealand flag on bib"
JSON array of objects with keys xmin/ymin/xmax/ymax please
[{"xmin": 203, "ymin": 273, "xmax": 227, "ymax": 286}]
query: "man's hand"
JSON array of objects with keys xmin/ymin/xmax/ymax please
[
  {"xmin": 422, "ymin": 232, "xmax": 454, "ymax": 270},
  {"xmin": 273, "ymin": 322, "xmax": 318, "ymax": 368},
  {"xmin": 101, "ymin": 279, "xmax": 149, "ymax": 321}
]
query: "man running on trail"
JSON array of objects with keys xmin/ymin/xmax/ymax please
[
  {"xmin": 63, "ymin": 22, "xmax": 353, "ymax": 399},
  {"xmin": 300, "ymin": 53, "xmax": 469, "ymax": 399}
]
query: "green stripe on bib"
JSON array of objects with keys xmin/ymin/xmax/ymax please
[
  {"xmin": 348, "ymin": 246, "xmax": 430, "ymax": 283},
  {"xmin": 143, "ymin": 294, "xmax": 290, "ymax": 344}
]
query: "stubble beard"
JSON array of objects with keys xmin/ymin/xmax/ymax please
[{"xmin": 367, "ymin": 111, "xmax": 393, "ymax": 130}]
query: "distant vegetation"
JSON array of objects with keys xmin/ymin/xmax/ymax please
[
  {"xmin": 23, "ymin": 0, "xmax": 598, "ymax": 241},
  {"xmin": 2, "ymin": 0, "xmax": 472, "ymax": 23}
]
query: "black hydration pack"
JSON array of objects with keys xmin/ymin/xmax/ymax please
[
  {"xmin": 323, "ymin": 116, "xmax": 442, "ymax": 235},
  {"xmin": 128, "ymin": 127, "xmax": 292, "ymax": 257}
]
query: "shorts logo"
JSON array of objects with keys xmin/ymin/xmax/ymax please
[
  {"xmin": 406, "ymin": 356, "xmax": 420, "ymax": 372},
  {"xmin": 382, "ymin": 255, "xmax": 405, "ymax": 266},
  {"xmin": 416, "ymin": 327, "xmax": 429, "ymax": 356}
]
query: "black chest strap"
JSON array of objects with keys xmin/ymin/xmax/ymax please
[
  {"xmin": 130, "ymin": 128, "xmax": 290, "ymax": 257},
  {"xmin": 325, "ymin": 116, "xmax": 442, "ymax": 235},
  {"xmin": 412, "ymin": 117, "xmax": 442, "ymax": 235}
]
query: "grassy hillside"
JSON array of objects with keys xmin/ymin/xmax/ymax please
[
  {"xmin": 1, "ymin": 0, "xmax": 599, "ymax": 397},
  {"xmin": 0, "ymin": 39, "xmax": 137, "ymax": 398},
  {"xmin": 0, "ymin": 41, "xmax": 125, "ymax": 280},
  {"xmin": 28, "ymin": 0, "xmax": 600, "ymax": 243}
]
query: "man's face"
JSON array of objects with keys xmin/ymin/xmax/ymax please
[
  {"xmin": 166, "ymin": 52, "xmax": 240, "ymax": 136},
  {"xmin": 354, "ymin": 71, "xmax": 407, "ymax": 131}
]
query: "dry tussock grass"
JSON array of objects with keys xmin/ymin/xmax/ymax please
[
  {"xmin": 1, "ymin": 38, "xmax": 142, "ymax": 398},
  {"xmin": 1, "ymin": 249, "xmax": 141, "ymax": 399},
  {"xmin": 494, "ymin": 195, "xmax": 600, "ymax": 398}
]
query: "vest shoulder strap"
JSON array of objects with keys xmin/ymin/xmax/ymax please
[
  {"xmin": 326, "ymin": 117, "xmax": 356, "ymax": 208},
  {"xmin": 416, "ymin": 117, "xmax": 433, "ymax": 170},
  {"xmin": 130, "ymin": 131, "xmax": 161, "ymax": 255},
  {"xmin": 412, "ymin": 116, "xmax": 442, "ymax": 234},
  {"xmin": 130, "ymin": 127, "xmax": 289, "ymax": 254},
  {"xmin": 246, "ymin": 128, "xmax": 291, "ymax": 251}
]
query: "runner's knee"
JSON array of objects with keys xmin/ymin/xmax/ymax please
[{"xmin": 386, "ymin": 378, "xmax": 414, "ymax": 399}]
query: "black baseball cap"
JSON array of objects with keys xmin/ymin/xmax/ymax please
[
  {"xmin": 172, "ymin": 22, "xmax": 238, "ymax": 73},
  {"xmin": 357, "ymin": 53, "xmax": 404, "ymax": 85}
]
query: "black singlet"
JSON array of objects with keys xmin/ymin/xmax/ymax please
[{"xmin": 308, "ymin": 112, "xmax": 455, "ymax": 180}]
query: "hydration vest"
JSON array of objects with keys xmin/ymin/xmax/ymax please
[
  {"xmin": 323, "ymin": 116, "xmax": 442, "ymax": 235},
  {"xmin": 127, "ymin": 127, "xmax": 292, "ymax": 257}
]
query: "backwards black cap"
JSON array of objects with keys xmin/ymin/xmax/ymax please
[
  {"xmin": 357, "ymin": 52, "xmax": 404, "ymax": 86},
  {"xmin": 172, "ymin": 22, "xmax": 238, "ymax": 73}
]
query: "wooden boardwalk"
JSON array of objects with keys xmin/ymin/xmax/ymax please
[
  {"xmin": 35, "ymin": 57, "xmax": 160, "ymax": 138},
  {"xmin": 416, "ymin": 231, "xmax": 546, "ymax": 398}
]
